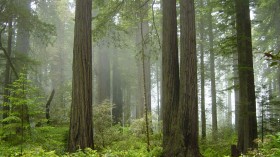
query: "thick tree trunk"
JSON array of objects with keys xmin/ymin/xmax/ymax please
[
  {"xmin": 68, "ymin": 0, "xmax": 94, "ymax": 152},
  {"xmin": 235, "ymin": 0, "xmax": 257, "ymax": 153},
  {"xmin": 162, "ymin": 0, "xmax": 180, "ymax": 155},
  {"xmin": 178, "ymin": 0, "xmax": 201, "ymax": 156}
]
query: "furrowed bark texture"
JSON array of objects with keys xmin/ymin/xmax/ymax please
[
  {"xmin": 68, "ymin": 0, "xmax": 94, "ymax": 152},
  {"xmin": 162, "ymin": 0, "xmax": 180, "ymax": 155},
  {"xmin": 179, "ymin": 0, "xmax": 201, "ymax": 156}
]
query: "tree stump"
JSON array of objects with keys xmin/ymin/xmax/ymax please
[{"xmin": 231, "ymin": 145, "xmax": 240, "ymax": 157}]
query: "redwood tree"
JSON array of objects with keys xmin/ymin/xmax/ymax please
[
  {"xmin": 162, "ymin": 0, "xmax": 201, "ymax": 156},
  {"xmin": 178, "ymin": 0, "xmax": 201, "ymax": 155},
  {"xmin": 68, "ymin": 0, "xmax": 94, "ymax": 152},
  {"xmin": 162, "ymin": 0, "xmax": 180, "ymax": 155},
  {"xmin": 235, "ymin": 0, "xmax": 257, "ymax": 153}
]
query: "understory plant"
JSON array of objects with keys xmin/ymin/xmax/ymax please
[{"xmin": 0, "ymin": 72, "xmax": 44, "ymax": 143}]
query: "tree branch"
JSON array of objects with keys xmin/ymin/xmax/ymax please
[
  {"xmin": 151, "ymin": 0, "xmax": 161, "ymax": 50},
  {"xmin": 0, "ymin": 25, "xmax": 19, "ymax": 79}
]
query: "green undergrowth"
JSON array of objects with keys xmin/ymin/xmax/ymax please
[
  {"xmin": 247, "ymin": 133, "xmax": 280, "ymax": 156},
  {"xmin": 0, "ymin": 125, "xmax": 69, "ymax": 156},
  {"xmin": 200, "ymin": 128, "xmax": 237, "ymax": 157},
  {"xmin": 0, "ymin": 125, "xmax": 162, "ymax": 157}
]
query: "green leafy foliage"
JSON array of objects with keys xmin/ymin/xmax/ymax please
[
  {"xmin": 93, "ymin": 100, "xmax": 122, "ymax": 149},
  {"xmin": 200, "ymin": 127, "xmax": 237, "ymax": 157},
  {"xmin": 247, "ymin": 133, "xmax": 280, "ymax": 156},
  {"xmin": 1, "ymin": 97, "xmax": 163, "ymax": 156},
  {"xmin": 0, "ymin": 72, "xmax": 45, "ymax": 142}
]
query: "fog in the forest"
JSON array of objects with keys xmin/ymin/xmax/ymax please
[{"xmin": 1, "ymin": 0, "xmax": 280, "ymax": 156}]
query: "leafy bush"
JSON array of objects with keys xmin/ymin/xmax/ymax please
[
  {"xmin": 93, "ymin": 100, "xmax": 123, "ymax": 149},
  {"xmin": 247, "ymin": 133, "xmax": 280, "ymax": 156}
]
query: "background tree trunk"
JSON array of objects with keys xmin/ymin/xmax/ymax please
[
  {"xmin": 97, "ymin": 46, "xmax": 110, "ymax": 104},
  {"xmin": 3, "ymin": 18, "xmax": 13, "ymax": 120},
  {"xmin": 15, "ymin": 0, "xmax": 31, "ymax": 128},
  {"xmin": 112, "ymin": 51, "xmax": 123, "ymax": 124},
  {"xmin": 207, "ymin": 0, "xmax": 218, "ymax": 141},
  {"xmin": 199, "ymin": 0, "xmax": 206, "ymax": 140}
]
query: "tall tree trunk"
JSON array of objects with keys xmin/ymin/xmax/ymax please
[
  {"xmin": 233, "ymin": 41, "xmax": 239, "ymax": 132},
  {"xmin": 136, "ymin": 27, "xmax": 144, "ymax": 118},
  {"xmin": 140, "ymin": 11, "xmax": 151, "ymax": 151},
  {"xmin": 136, "ymin": 14, "xmax": 151, "ymax": 118},
  {"xmin": 57, "ymin": 18, "xmax": 66, "ymax": 108},
  {"xmin": 156, "ymin": 60, "xmax": 161, "ymax": 125},
  {"xmin": 68, "ymin": 0, "xmax": 93, "ymax": 152},
  {"xmin": 199, "ymin": 0, "xmax": 206, "ymax": 140},
  {"xmin": 178, "ymin": 0, "xmax": 201, "ymax": 156},
  {"xmin": 112, "ymin": 51, "xmax": 123, "ymax": 124},
  {"xmin": 97, "ymin": 46, "xmax": 110, "ymax": 104},
  {"xmin": 3, "ymin": 18, "xmax": 13, "ymax": 120},
  {"xmin": 162, "ymin": 0, "xmax": 180, "ymax": 155},
  {"xmin": 207, "ymin": 0, "xmax": 218, "ymax": 141},
  {"xmin": 235, "ymin": 0, "xmax": 257, "ymax": 153},
  {"xmin": 15, "ymin": 0, "xmax": 31, "ymax": 127},
  {"xmin": 227, "ymin": 78, "xmax": 233, "ymax": 129},
  {"xmin": 123, "ymin": 86, "xmax": 131, "ymax": 125},
  {"xmin": 276, "ymin": 0, "xmax": 280, "ymax": 96}
]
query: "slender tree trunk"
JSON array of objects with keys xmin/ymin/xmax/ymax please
[
  {"xmin": 140, "ymin": 14, "xmax": 151, "ymax": 151},
  {"xmin": 3, "ymin": 18, "xmax": 13, "ymax": 120},
  {"xmin": 156, "ymin": 60, "xmax": 161, "ymax": 126},
  {"xmin": 227, "ymin": 78, "xmax": 232, "ymax": 129},
  {"xmin": 199, "ymin": 0, "xmax": 206, "ymax": 140},
  {"xmin": 46, "ymin": 89, "xmax": 55, "ymax": 124},
  {"xmin": 15, "ymin": 0, "xmax": 31, "ymax": 127},
  {"xmin": 162, "ymin": 0, "xmax": 180, "ymax": 155},
  {"xmin": 233, "ymin": 42, "xmax": 239, "ymax": 132},
  {"xmin": 235, "ymin": 0, "xmax": 257, "ymax": 153},
  {"xmin": 68, "ymin": 0, "xmax": 93, "ymax": 152},
  {"xmin": 57, "ymin": 19, "xmax": 66, "ymax": 108},
  {"xmin": 207, "ymin": 0, "xmax": 218, "ymax": 141},
  {"xmin": 136, "ymin": 24, "xmax": 144, "ymax": 118},
  {"xmin": 112, "ymin": 51, "xmax": 123, "ymax": 124},
  {"xmin": 276, "ymin": 0, "xmax": 280, "ymax": 96},
  {"xmin": 123, "ymin": 86, "xmax": 131, "ymax": 125},
  {"xmin": 135, "ymin": 11, "xmax": 151, "ymax": 117}
]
